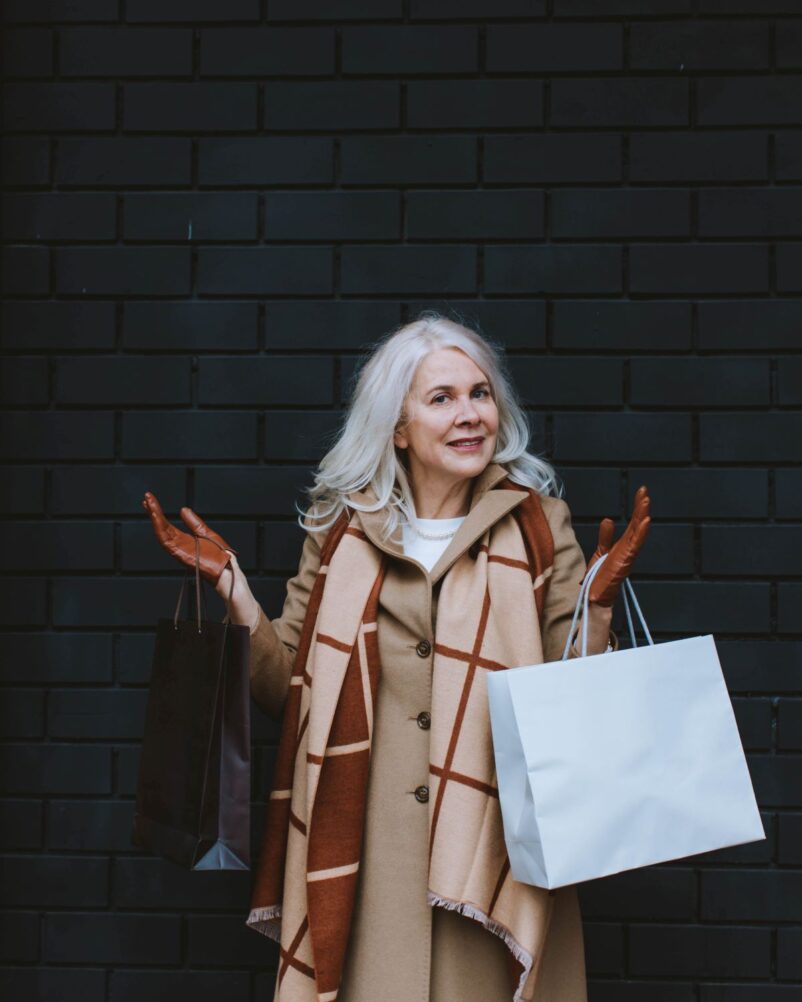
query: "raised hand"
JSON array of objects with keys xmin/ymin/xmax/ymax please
[
  {"xmin": 142, "ymin": 491, "xmax": 237, "ymax": 587},
  {"xmin": 584, "ymin": 485, "xmax": 651, "ymax": 607}
]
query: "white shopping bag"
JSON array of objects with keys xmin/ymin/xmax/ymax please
[{"xmin": 486, "ymin": 552, "xmax": 766, "ymax": 889}]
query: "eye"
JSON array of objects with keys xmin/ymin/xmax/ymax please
[{"xmin": 431, "ymin": 388, "xmax": 490, "ymax": 405}]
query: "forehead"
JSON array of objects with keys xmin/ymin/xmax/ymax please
[{"xmin": 413, "ymin": 347, "xmax": 487, "ymax": 385}]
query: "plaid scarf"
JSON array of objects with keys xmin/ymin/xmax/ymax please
[{"xmin": 246, "ymin": 478, "xmax": 559, "ymax": 1002}]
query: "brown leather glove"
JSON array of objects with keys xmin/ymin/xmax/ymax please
[
  {"xmin": 584, "ymin": 485, "xmax": 651, "ymax": 607},
  {"xmin": 142, "ymin": 491, "xmax": 237, "ymax": 586}
]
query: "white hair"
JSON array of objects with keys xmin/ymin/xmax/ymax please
[{"xmin": 295, "ymin": 309, "xmax": 564, "ymax": 542}]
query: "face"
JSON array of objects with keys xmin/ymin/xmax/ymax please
[{"xmin": 393, "ymin": 347, "xmax": 499, "ymax": 487}]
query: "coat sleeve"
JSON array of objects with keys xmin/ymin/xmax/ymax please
[
  {"xmin": 540, "ymin": 496, "xmax": 619, "ymax": 663},
  {"xmin": 249, "ymin": 516, "xmax": 331, "ymax": 721}
]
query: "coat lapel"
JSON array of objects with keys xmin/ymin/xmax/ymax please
[{"xmin": 347, "ymin": 462, "xmax": 529, "ymax": 585}]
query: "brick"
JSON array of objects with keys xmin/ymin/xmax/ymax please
[
  {"xmin": 749, "ymin": 753, "xmax": 802, "ymax": 807},
  {"xmin": 487, "ymin": 23, "xmax": 621, "ymax": 72},
  {"xmin": 700, "ymin": 188, "xmax": 802, "ymax": 237},
  {"xmin": 201, "ymin": 27, "xmax": 333, "ymax": 76},
  {"xmin": 557, "ymin": 0, "xmax": 690, "ymax": 10},
  {"xmin": 0, "ymin": 578, "xmax": 47, "ymax": 627},
  {"xmin": 109, "ymin": 971, "xmax": 250, "ymax": 1002},
  {"xmin": 341, "ymin": 136, "xmax": 476, "ymax": 185},
  {"xmin": 3, "ymin": 0, "xmax": 119, "ymax": 20},
  {"xmin": 0, "ymin": 801, "xmax": 42, "ymax": 851},
  {"xmin": 128, "ymin": 0, "xmax": 258, "ymax": 19},
  {"xmin": 2, "ymin": 83, "xmax": 115, "ymax": 131},
  {"xmin": 509, "ymin": 357, "xmax": 622, "ymax": 406},
  {"xmin": 0, "ymin": 855, "xmax": 108, "ymax": 907},
  {"xmin": 0, "ymin": 467, "xmax": 45, "ymax": 514},
  {"xmin": 776, "ymin": 133, "xmax": 802, "ymax": 181},
  {"xmin": 114, "ymin": 858, "xmax": 247, "ymax": 908},
  {"xmin": 717, "ymin": 641, "xmax": 802, "ymax": 695},
  {"xmin": 264, "ymin": 82, "xmax": 399, "ymax": 130},
  {"xmin": 52, "ymin": 576, "xmax": 192, "ymax": 627},
  {"xmin": 56, "ymin": 356, "xmax": 191, "ymax": 405},
  {"xmin": 731, "ymin": 697, "xmax": 773, "ymax": 750},
  {"xmin": 411, "ymin": 0, "xmax": 544, "ymax": 15},
  {"xmin": 343, "ymin": 26, "xmax": 477, "ymax": 74},
  {"xmin": 407, "ymin": 81, "xmax": 543, "ymax": 129},
  {"xmin": 48, "ymin": 690, "xmax": 148, "ymax": 740},
  {"xmin": 199, "ymin": 136, "xmax": 333, "ymax": 186},
  {"xmin": 2, "ymin": 28, "xmax": 54, "ymax": 77},
  {"xmin": 44, "ymin": 912, "xmax": 180, "ymax": 965},
  {"xmin": 629, "ymin": 924, "xmax": 770, "ymax": 978},
  {"xmin": 777, "ymin": 469, "xmax": 802, "ymax": 518},
  {"xmin": 404, "ymin": 300, "xmax": 546, "ymax": 350},
  {"xmin": 341, "ymin": 245, "xmax": 476, "ymax": 295},
  {"xmin": 630, "ymin": 20, "xmax": 769, "ymax": 70},
  {"xmin": 0, "ymin": 357, "xmax": 48, "ymax": 405},
  {"xmin": 777, "ymin": 243, "xmax": 802, "ymax": 292},
  {"xmin": 0, "ymin": 634, "xmax": 113, "ymax": 684},
  {"xmin": 123, "ymin": 301, "xmax": 258, "ymax": 351},
  {"xmin": 630, "ymin": 357, "xmax": 770, "ymax": 406},
  {"xmin": 197, "ymin": 247, "xmax": 332, "ymax": 295},
  {"xmin": 265, "ymin": 301, "xmax": 401, "ymax": 350},
  {"xmin": 2, "ymin": 301, "xmax": 116, "ymax": 350},
  {"xmin": 484, "ymin": 134, "xmax": 621, "ymax": 183},
  {"xmin": 779, "ymin": 584, "xmax": 802, "ymax": 634},
  {"xmin": 407, "ymin": 190, "xmax": 544, "ymax": 240},
  {"xmin": 2, "ymin": 193, "xmax": 115, "ymax": 241},
  {"xmin": 554, "ymin": 413, "xmax": 692, "ymax": 462},
  {"xmin": 778, "ymin": 699, "xmax": 802, "ymax": 751},
  {"xmin": 52, "ymin": 464, "xmax": 185, "ymax": 515},
  {"xmin": 778, "ymin": 358, "xmax": 802, "ymax": 404},
  {"xmin": 55, "ymin": 247, "xmax": 191, "ymax": 296},
  {"xmin": 60, "ymin": 27, "xmax": 192, "ymax": 76},
  {"xmin": 198, "ymin": 356, "xmax": 333, "ymax": 406},
  {"xmin": 581, "ymin": 921, "xmax": 624, "ymax": 975},
  {"xmin": 698, "ymin": 76, "xmax": 802, "ymax": 125},
  {"xmin": 121, "ymin": 412, "xmax": 258, "ymax": 461},
  {"xmin": 778, "ymin": 813, "xmax": 802, "ymax": 863},
  {"xmin": 703, "ymin": 526, "xmax": 802, "ymax": 575},
  {"xmin": 553, "ymin": 301, "xmax": 691, "ymax": 350},
  {"xmin": 187, "ymin": 915, "xmax": 276, "ymax": 967},
  {"xmin": 698, "ymin": 300, "xmax": 802, "ymax": 350},
  {"xmin": 0, "ymin": 522, "xmax": 113, "ymax": 571},
  {"xmin": 551, "ymin": 189, "xmax": 690, "ymax": 238},
  {"xmin": 778, "ymin": 928, "xmax": 802, "ymax": 979},
  {"xmin": 0, "ymin": 412, "xmax": 113, "ymax": 460},
  {"xmin": 0, "ymin": 137, "xmax": 51, "ymax": 185},
  {"xmin": 580, "ymin": 867, "xmax": 696, "ymax": 920},
  {"xmin": 701, "ymin": 414, "xmax": 802, "ymax": 461},
  {"xmin": 485, "ymin": 245, "xmax": 622, "ymax": 294},
  {"xmin": 57, "ymin": 137, "xmax": 191, "ymax": 186},
  {"xmin": 626, "ymin": 468, "xmax": 768, "ymax": 519},
  {"xmin": 0, "ymin": 912, "xmax": 39, "ymax": 962},
  {"xmin": 630, "ymin": 131, "xmax": 767, "ymax": 182},
  {"xmin": 264, "ymin": 411, "xmax": 347, "ymax": 461},
  {"xmin": 0, "ymin": 970, "xmax": 105, "ymax": 1002},
  {"xmin": 702, "ymin": 870, "xmax": 802, "ymax": 921},
  {"xmin": 123, "ymin": 193, "xmax": 258, "ymax": 241},
  {"xmin": 631, "ymin": 243, "xmax": 769, "ymax": 294},
  {"xmin": 270, "ymin": 0, "xmax": 402, "ymax": 19},
  {"xmin": 265, "ymin": 192, "xmax": 399, "ymax": 241},
  {"xmin": 123, "ymin": 83, "xmax": 258, "ymax": 131},
  {"xmin": 2, "ymin": 246, "xmax": 50, "ymax": 295},
  {"xmin": 195, "ymin": 465, "xmax": 313, "ymax": 516},
  {"xmin": 0, "ymin": 744, "xmax": 111, "ymax": 795},
  {"xmin": 551, "ymin": 78, "xmax": 687, "ymax": 127},
  {"xmin": 0, "ymin": 690, "xmax": 45, "ymax": 739},
  {"xmin": 49, "ymin": 800, "xmax": 142, "ymax": 852}
]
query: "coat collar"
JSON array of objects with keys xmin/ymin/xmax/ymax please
[{"xmin": 346, "ymin": 461, "xmax": 528, "ymax": 585}]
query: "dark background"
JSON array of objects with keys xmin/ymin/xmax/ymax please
[{"xmin": 1, "ymin": 0, "xmax": 801, "ymax": 999}]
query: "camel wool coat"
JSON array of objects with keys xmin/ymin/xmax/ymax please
[{"xmin": 248, "ymin": 462, "xmax": 616, "ymax": 1002}]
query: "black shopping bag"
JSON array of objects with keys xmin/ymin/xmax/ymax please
[{"xmin": 132, "ymin": 537, "xmax": 251, "ymax": 869}]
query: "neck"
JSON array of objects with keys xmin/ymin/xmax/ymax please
[{"xmin": 408, "ymin": 473, "xmax": 474, "ymax": 520}]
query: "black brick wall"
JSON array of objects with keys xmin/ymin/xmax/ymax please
[{"xmin": 1, "ymin": 1, "xmax": 801, "ymax": 999}]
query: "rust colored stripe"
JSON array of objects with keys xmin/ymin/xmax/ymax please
[
  {"xmin": 278, "ymin": 916, "xmax": 314, "ymax": 984},
  {"xmin": 488, "ymin": 856, "xmax": 511, "ymax": 916},
  {"xmin": 430, "ymin": 762, "xmax": 499, "ymax": 798}
]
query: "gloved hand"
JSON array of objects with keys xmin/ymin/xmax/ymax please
[
  {"xmin": 142, "ymin": 491, "xmax": 237, "ymax": 587},
  {"xmin": 584, "ymin": 485, "xmax": 651, "ymax": 607}
]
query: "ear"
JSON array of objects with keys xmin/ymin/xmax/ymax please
[{"xmin": 393, "ymin": 428, "xmax": 408, "ymax": 449}]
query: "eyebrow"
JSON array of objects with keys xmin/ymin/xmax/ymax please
[{"xmin": 426, "ymin": 380, "xmax": 490, "ymax": 395}]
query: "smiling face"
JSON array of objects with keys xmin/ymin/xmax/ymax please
[{"xmin": 393, "ymin": 347, "xmax": 499, "ymax": 496}]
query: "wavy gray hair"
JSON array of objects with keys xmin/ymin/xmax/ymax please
[{"xmin": 296, "ymin": 309, "xmax": 563, "ymax": 542}]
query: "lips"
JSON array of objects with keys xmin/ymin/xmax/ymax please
[{"xmin": 448, "ymin": 436, "xmax": 484, "ymax": 446}]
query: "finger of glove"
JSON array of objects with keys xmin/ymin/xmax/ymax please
[
  {"xmin": 179, "ymin": 506, "xmax": 236, "ymax": 555},
  {"xmin": 596, "ymin": 518, "xmax": 615, "ymax": 553},
  {"xmin": 143, "ymin": 492, "xmax": 180, "ymax": 547}
]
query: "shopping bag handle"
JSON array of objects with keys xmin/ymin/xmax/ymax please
[
  {"xmin": 560, "ymin": 552, "xmax": 654, "ymax": 660},
  {"xmin": 173, "ymin": 535, "xmax": 235, "ymax": 634}
]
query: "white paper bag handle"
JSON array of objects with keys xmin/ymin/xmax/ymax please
[{"xmin": 561, "ymin": 551, "xmax": 654, "ymax": 661}]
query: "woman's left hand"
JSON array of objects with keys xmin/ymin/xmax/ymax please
[{"xmin": 584, "ymin": 485, "xmax": 652, "ymax": 607}]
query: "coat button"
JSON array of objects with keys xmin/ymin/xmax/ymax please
[
  {"xmin": 414, "ymin": 785, "xmax": 429, "ymax": 803},
  {"xmin": 416, "ymin": 639, "xmax": 431, "ymax": 657},
  {"xmin": 416, "ymin": 711, "xmax": 431, "ymax": 730}
]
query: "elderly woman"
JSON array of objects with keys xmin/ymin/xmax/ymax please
[{"xmin": 144, "ymin": 312, "xmax": 650, "ymax": 1002}]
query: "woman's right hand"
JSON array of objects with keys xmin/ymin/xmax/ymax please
[{"xmin": 141, "ymin": 491, "xmax": 237, "ymax": 587}]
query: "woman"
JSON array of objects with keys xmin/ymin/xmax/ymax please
[{"xmin": 143, "ymin": 312, "xmax": 651, "ymax": 1002}]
